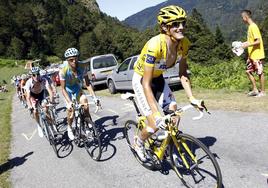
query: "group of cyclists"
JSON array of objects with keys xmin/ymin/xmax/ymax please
[
  {"xmin": 13, "ymin": 5, "xmax": 264, "ymax": 164},
  {"xmin": 11, "ymin": 5, "xmax": 204, "ymax": 161}
]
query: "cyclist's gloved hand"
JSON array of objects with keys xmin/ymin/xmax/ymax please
[
  {"xmin": 154, "ymin": 112, "xmax": 166, "ymax": 130},
  {"xmin": 67, "ymin": 102, "xmax": 73, "ymax": 110},
  {"xmin": 93, "ymin": 97, "xmax": 101, "ymax": 106},
  {"xmin": 189, "ymin": 96, "xmax": 204, "ymax": 110},
  {"xmin": 28, "ymin": 106, "xmax": 34, "ymax": 113}
]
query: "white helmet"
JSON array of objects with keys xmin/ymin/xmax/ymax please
[
  {"xmin": 40, "ymin": 69, "xmax": 47, "ymax": 76},
  {"xmin": 64, "ymin": 48, "xmax": 79, "ymax": 58},
  {"xmin": 21, "ymin": 74, "xmax": 27, "ymax": 80},
  {"xmin": 30, "ymin": 67, "xmax": 40, "ymax": 75}
]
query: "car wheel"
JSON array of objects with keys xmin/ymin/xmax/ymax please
[{"xmin": 108, "ymin": 80, "xmax": 116, "ymax": 94}]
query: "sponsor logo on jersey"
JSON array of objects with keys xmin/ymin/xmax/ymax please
[{"xmin": 145, "ymin": 54, "xmax": 156, "ymax": 64}]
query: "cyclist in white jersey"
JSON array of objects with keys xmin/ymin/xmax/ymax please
[{"xmin": 25, "ymin": 67, "xmax": 54, "ymax": 137}]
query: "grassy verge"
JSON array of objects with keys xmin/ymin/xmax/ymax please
[
  {"xmin": 0, "ymin": 92, "xmax": 13, "ymax": 188},
  {"xmin": 173, "ymin": 87, "xmax": 268, "ymax": 113},
  {"xmin": 0, "ymin": 66, "xmax": 25, "ymax": 188}
]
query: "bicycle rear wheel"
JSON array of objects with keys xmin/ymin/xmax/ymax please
[
  {"xmin": 124, "ymin": 120, "xmax": 157, "ymax": 170},
  {"xmin": 83, "ymin": 118, "xmax": 101, "ymax": 161},
  {"xmin": 170, "ymin": 133, "xmax": 222, "ymax": 188},
  {"xmin": 124, "ymin": 120, "xmax": 139, "ymax": 147}
]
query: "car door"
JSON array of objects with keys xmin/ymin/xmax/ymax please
[
  {"xmin": 125, "ymin": 56, "xmax": 138, "ymax": 90},
  {"xmin": 114, "ymin": 58, "xmax": 132, "ymax": 89}
]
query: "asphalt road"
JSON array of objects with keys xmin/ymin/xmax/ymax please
[{"xmin": 9, "ymin": 93, "xmax": 268, "ymax": 188}]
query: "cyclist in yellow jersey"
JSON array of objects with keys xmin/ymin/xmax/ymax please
[
  {"xmin": 132, "ymin": 5, "xmax": 204, "ymax": 161},
  {"xmin": 241, "ymin": 9, "xmax": 265, "ymax": 97}
]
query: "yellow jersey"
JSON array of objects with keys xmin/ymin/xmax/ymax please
[
  {"xmin": 134, "ymin": 34, "xmax": 191, "ymax": 78},
  {"xmin": 247, "ymin": 23, "xmax": 265, "ymax": 60}
]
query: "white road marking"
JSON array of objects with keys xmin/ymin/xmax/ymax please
[
  {"xmin": 123, "ymin": 103, "xmax": 133, "ymax": 108},
  {"xmin": 120, "ymin": 106, "xmax": 134, "ymax": 112},
  {"xmin": 261, "ymin": 173, "xmax": 268, "ymax": 177},
  {"xmin": 21, "ymin": 129, "xmax": 37, "ymax": 141},
  {"xmin": 107, "ymin": 109, "xmax": 118, "ymax": 114},
  {"xmin": 91, "ymin": 113, "xmax": 101, "ymax": 119}
]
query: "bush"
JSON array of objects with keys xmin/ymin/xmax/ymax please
[
  {"xmin": 0, "ymin": 59, "xmax": 26, "ymax": 68},
  {"xmin": 189, "ymin": 58, "xmax": 268, "ymax": 91}
]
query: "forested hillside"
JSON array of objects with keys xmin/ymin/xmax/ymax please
[
  {"xmin": 124, "ymin": 0, "xmax": 268, "ymax": 42},
  {"xmin": 0, "ymin": 0, "xmax": 143, "ymax": 62},
  {"xmin": 1, "ymin": 0, "xmax": 267, "ymax": 67}
]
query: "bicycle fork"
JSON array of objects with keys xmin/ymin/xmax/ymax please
[{"xmin": 172, "ymin": 135, "xmax": 197, "ymax": 169}]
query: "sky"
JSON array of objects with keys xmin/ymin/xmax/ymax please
[{"xmin": 96, "ymin": 0, "xmax": 166, "ymax": 21}]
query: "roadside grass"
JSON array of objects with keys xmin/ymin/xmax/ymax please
[
  {"xmin": 0, "ymin": 66, "xmax": 25, "ymax": 188},
  {"xmin": 173, "ymin": 87, "xmax": 268, "ymax": 113}
]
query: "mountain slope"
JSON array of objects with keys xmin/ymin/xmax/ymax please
[{"xmin": 123, "ymin": 0, "xmax": 268, "ymax": 41}]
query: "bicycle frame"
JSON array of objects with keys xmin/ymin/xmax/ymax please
[
  {"xmin": 122, "ymin": 92, "xmax": 221, "ymax": 187},
  {"xmin": 136, "ymin": 111, "xmax": 198, "ymax": 169},
  {"xmin": 125, "ymin": 91, "xmax": 199, "ymax": 169}
]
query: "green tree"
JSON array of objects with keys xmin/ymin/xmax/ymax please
[
  {"xmin": 63, "ymin": 5, "xmax": 95, "ymax": 37},
  {"xmin": 54, "ymin": 33, "xmax": 77, "ymax": 58},
  {"xmin": 8, "ymin": 37, "xmax": 25, "ymax": 59},
  {"xmin": 215, "ymin": 25, "xmax": 224, "ymax": 44},
  {"xmin": 260, "ymin": 13, "xmax": 268, "ymax": 61},
  {"xmin": 79, "ymin": 31, "xmax": 99, "ymax": 59}
]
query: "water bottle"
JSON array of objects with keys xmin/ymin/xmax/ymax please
[
  {"xmin": 155, "ymin": 129, "xmax": 168, "ymax": 141},
  {"xmin": 77, "ymin": 117, "xmax": 80, "ymax": 128}
]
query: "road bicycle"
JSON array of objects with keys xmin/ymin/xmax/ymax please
[
  {"xmin": 36, "ymin": 98, "xmax": 59, "ymax": 157},
  {"xmin": 122, "ymin": 93, "xmax": 222, "ymax": 188},
  {"xmin": 71, "ymin": 93, "xmax": 102, "ymax": 161}
]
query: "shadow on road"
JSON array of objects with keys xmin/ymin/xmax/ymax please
[
  {"xmin": 197, "ymin": 136, "xmax": 221, "ymax": 159},
  {"xmin": 94, "ymin": 115, "xmax": 125, "ymax": 162},
  {"xmin": 198, "ymin": 136, "xmax": 217, "ymax": 149},
  {"xmin": 56, "ymin": 132, "xmax": 74, "ymax": 159},
  {"xmin": 0, "ymin": 151, "xmax": 34, "ymax": 174}
]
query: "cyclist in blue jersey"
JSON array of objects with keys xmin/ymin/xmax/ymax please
[{"xmin": 60, "ymin": 48, "xmax": 100, "ymax": 140}]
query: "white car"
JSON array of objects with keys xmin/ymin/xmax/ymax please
[
  {"xmin": 83, "ymin": 54, "xmax": 118, "ymax": 86},
  {"xmin": 106, "ymin": 55, "xmax": 186, "ymax": 94}
]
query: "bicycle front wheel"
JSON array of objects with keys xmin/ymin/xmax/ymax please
[
  {"xmin": 170, "ymin": 133, "xmax": 222, "ymax": 188},
  {"xmin": 47, "ymin": 124, "xmax": 58, "ymax": 157},
  {"xmin": 83, "ymin": 118, "xmax": 101, "ymax": 161}
]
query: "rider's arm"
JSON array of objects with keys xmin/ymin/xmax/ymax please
[
  {"xmin": 45, "ymin": 80, "xmax": 54, "ymax": 103},
  {"xmin": 143, "ymin": 66, "xmax": 159, "ymax": 115},
  {"xmin": 179, "ymin": 57, "xmax": 193, "ymax": 99},
  {"xmin": 60, "ymin": 79, "xmax": 72, "ymax": 104},
  {"xmin": 24, "ymin": 81, "xmax": 32, "ymax": 108},
  {"xmin": 242, "ymin": 38, "xmax": 260, "ymax": 48},
  {"xmin": 84, "ymin": 75, "xmax": 96, "ymax": 98}
]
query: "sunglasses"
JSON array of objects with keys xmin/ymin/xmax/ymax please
[
  {"xmin": 67, "ymin": 57, "xmax": 77, "ymax": 62},
  {"xmin": 32, "ymin": 73, "xmax": 40, "ymax": 77},
  {"xmin": 170, "ymin": 21, "xmax": 186, "ymax": 28}
]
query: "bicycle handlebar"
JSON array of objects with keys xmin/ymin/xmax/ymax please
[
  {"xmin": 121, "ymin": 92, "xmax": 210, "ymax": 121},
  {"xmin": 166, "ymin": 104, "xmax": 206, "ymax": 120}
]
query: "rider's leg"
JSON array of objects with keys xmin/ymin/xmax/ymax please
[
  {"xmin": 140, "ymin": 114, "xmax": 158, "ymax": 141},
  {"xmin": 30, "ymin": 96, "xmax": 43, "ymax": 137},
  {"xmin": 256, "ymin": 61, "xmax": 265, "ymax": 94},
  {"xmin": 246, "ymin": 59, "xmax": 258, "ymax": 93},
  {"xmin": 259, "ymin": 73, "xmax": 265, "ymax": 93},
  {"xmin": 79, "ymin": 94, "xmax": 91, "ymax": 119},
  {"xmin": 246, "ymin": 70, "xmax": 258, "ymax": 92}
]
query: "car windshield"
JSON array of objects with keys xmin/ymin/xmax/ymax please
[{"xmin": 93, "ymin": 56, "xmax": 117, "ymax": 69}]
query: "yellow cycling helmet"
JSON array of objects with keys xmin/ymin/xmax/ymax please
[{"xmin": 157, "ymin": 5, "xmax": 187, "ymax": 25}]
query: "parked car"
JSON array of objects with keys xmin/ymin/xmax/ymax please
[
  {"xmin": 106, "ymin": 55, "xmax": 188, "ymax": 94},
  {"xmin": 83, "ymin": 54, "xmax": 118, "ymax": 86}
]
